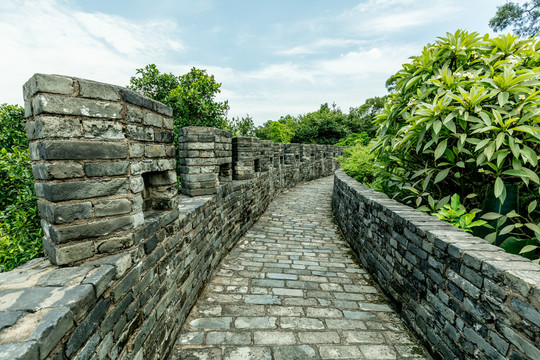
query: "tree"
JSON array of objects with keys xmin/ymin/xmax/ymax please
[
  {"xmin": 0, "ymin": 104, "xmax": 43, "ymax": 271},
  {"xmin": 345, "ymin": 96, "xmax": 386, "ymax": 138},
  {"xmin": 128, "ymin": 64, "xmax": 230, "ymax": 130},
  {"xmin": 229, "ymin": 114, "xmax": 255, "ymax": 136},
  {"xmin": 489, "ymin": 0, "xmax": 540, "ymax": 37},
  {"xmin": 291, "ymin": 103, "xmax": 349, "ymax": 144}
]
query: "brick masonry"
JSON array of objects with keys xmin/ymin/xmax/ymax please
[
  {"xmin": 332, "ymin": 170, "xmax": 540, "ymax": 360},
  {"xmin": 0, "ymin": 74, "xmax": 344, "ymax": 360}
]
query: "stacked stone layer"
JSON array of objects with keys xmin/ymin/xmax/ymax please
[{"xmin": 333, "ymin": 170, "xmax": 540, "ymax": 360}]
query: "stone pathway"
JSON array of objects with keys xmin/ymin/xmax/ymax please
[{"xmin": 171, "ymin": 176, "xmax": 431, "ymax": 360}]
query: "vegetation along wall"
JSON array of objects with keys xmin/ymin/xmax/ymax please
[
  {"xmin": 0, "ymin": 74, "xmax": 344, "ymax": 360},
  {"xmin": 333, "ymin": 169, "xmax": 540, "ymax": 360}
]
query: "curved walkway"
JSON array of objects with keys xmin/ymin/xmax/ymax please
[{"xmin": 171, "ymin": 176, "xmax": 430, "ymax": 360}]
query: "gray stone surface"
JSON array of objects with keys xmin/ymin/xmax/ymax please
[{"xmin": 173, "ymin": 177, "xmax": 430, "ymax": 359}]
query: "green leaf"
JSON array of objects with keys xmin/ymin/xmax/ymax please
[
  {"xmin": 497, "ymin": 91, "xmax": 509, "ymax": 107},
  {"xmin": 434, "ymin": 139, "xmax": 448, "ymax": 160},
  {"xmin": 434, "ymin": 168, "xmax": 450, "ymax": 184},
  {"xmin": 482, "ymin": 212, "xmax": 503, "ymax": 220},
  {"xmin": 519, "ymin": 245, "xmax": 539, "ymax": 254},
  {"xmin": 500, "ymin": 237, "xmax": 529, "ymax": 254},
  {"xmin": 494, "ymin": 177, "xmax": 504, "ymax": 198},
  {"xmin": 528, "ymin": 200, "xmax": 537, "ymax": 214}
]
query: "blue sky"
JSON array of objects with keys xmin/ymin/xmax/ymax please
[{"xmin": 0, "ymin": 0, "xmax": 510, "ymax": 125}]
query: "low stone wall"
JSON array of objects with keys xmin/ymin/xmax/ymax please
[
  {"xmin": 0, "ymin": 74, "xmax": 344, "ymax": 360},
  {"xmin": 332, "ymin": 170, "xmax": 540, "ymax": 360}
]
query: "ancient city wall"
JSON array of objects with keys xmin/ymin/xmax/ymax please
[
  {"xmin": 0, "ymin": 74, "xmax": 343, "ymax": 360},
  {"xmin": 332, "ymin": 170, "xmax": 540, "ymax": 360}
]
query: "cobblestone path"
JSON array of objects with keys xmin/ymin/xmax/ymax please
[{"xmin": 171, "ymin": 176, "xmax": 431, "ymax": 360}]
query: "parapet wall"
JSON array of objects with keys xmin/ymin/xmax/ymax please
[
  {"xmin": 332, "ymin": 170, "xmax": 540, "ymax": 360},
  {"xmin": 0, "ymin": 74, "xmax": 344, "ymax": 360}
]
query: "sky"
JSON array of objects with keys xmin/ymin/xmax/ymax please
[{"xmin": 0, "ymin": 0, "xmax": 511, "ymax": 125}]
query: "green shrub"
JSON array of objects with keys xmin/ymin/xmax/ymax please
[
  {"xmin": 0, "ymin": 104, "xmax": 42, "ymax": 272},
  {"xmin": 338, "ymin": 143, "xmax": 378, "ymax": 185},
  {"xmin": 335, "ymin": 132, "xmax": 371, "ymax": 147},
  {"xmin": 372, "ymin": 30, "xmax": 540, "ymax": 262}
]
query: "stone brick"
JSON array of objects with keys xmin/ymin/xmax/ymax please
[
  {"xmin": 36, "ymin": 178, "xmax": 129, "ymax": 201},
  {"xmin": 26, "ymin": 116, "xmax": 81, "ymax": 139},
  {"xmin": 38, "ymin": 200, "xmax": 92, "ymax": 224},
  {"xmin": 33, "ymin": 94, "xmax": 122, "ymax": 118},
  {"xmin": 85, "ymin": 161, "xmax": 129, "ymax": 177},
  {"xmin": 32, "ymin": 162, "xmax": 84, "ymax": 180},
  {"xmin": 65, "ymin": 298, "xmax": 110, "ymax": 357},
  {"xmin": 82, "ymin": 120, "xmax": 124, "ymax": 139},
  {"xmin": 42, "ymin": 237, "xmax": 95, "ymax": 265},
  {"xmin": 48, "ymin": 215, "xmax": 133, "ymax": 243},
  {"xmin": 94, "ymin": 198, "xmax": 132, "ymax": 217},
  {"xmin": 23, "ymin": 73, "xmax": 74, "ymax": 100},
  {"xmin": 33, "ymin": 140, "xmax": 128, "ymax": 160},
  {"xmin": 78, "ymin": 79, "xmax": 121, "ymax": 101}
]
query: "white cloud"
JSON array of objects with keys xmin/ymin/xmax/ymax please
[
  {"xmin": 277, "ymin": 38, "xmax": 366, "ymax": 56},
  {"xmin": 0, "ymin": 0, "xmax": 183, "ymax": 104}
]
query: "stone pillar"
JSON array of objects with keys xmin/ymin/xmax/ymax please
[
  {"xmin": 284, "ymin": 143, "xmax": 300, "ymax": 166},
  {"xmin": 232, "ymin": 137, "xmax": 260, "ymax": 180},
  {"xmin": 178, "ymin": 127, "xmax": 231, "ymax": 196},
  {"xmin": 24, "ymin": 74, "xmax": 176, "ymax": 265},
  {"xmin": 260, "ymin": 140, "xmax": 274, "ymax": 172},
  {"xmin": 272, "ymin": 142, "xmax": 284, "ymax": 170}
]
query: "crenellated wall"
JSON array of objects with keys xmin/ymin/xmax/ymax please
[
  {"xmin": 333, "ymin": 170, "xmax": 540, "ymax": 360},
  {"xmin": 0, "ymin": 74, "xmax": 344, "ymax": 360}
]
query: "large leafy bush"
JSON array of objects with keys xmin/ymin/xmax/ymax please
[
  {"xmin": 373, "ymin": 31, "xmax": 540, "ymax": 261},
  {"xmin": 0, "ymin": 104, "xmax": 42, "ymax": 271}
]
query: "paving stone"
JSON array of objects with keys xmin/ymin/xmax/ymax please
[
  {"xmin": 280, "ymin": 317, "xmax": 325, "ymax": 330},
  {"xmin": 298, "ymin": 331, "xmax": 340, "ymax": 344},
  {"xmin": 189, "ymin": 317, "xmax": 232, "ymax": 329},
  {"xmin": 206, "ymin": 331, "xmax": 251, "ymax": 345},
  {"xmin": 319, "ymin": 345, "xmax": 363, "ymax": 359},
  {"xmin": 254, "ymin": 331, "xmax": 296, "ymax": 345},
  {"xmin": 223, "ymin": 347, "xmax": 272, "ymax": 360},
  {"xmin": 273, "ymin": 345, "xmax": 317, "ymax": 360},
  {"xmin": 359, "ymin": 344, "xmax": 398, "ymax": 359},
  {"xmin": 235, "ymin": 317, "xmax": 277, "ymax": 329}
]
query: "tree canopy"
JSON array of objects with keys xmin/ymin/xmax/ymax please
[
  {"xmin": 489, "ymin": 0, "xmax": 540, "ymax": 37},
  {"xmin": 128, "ymin": 64, "xmax": 230, "ymax": 130}
]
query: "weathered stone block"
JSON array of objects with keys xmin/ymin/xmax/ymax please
[
  {"xmin": 94, "ymin": 198, "xmax": 132, "ymax": 217},
  {"xmin": 126, "ymin": 125, "xmax": 154, "ymax": 141},
  {"xmin": 49, "ymin": 215, "xmax": 134, "ymax": 243},
  {"xmin": 78, "ymin": 79, "xmax": 121, "ymax": 101},
  {"xmin": 82, "ymin": 120, "xmax": 124, "ymax": 139},
  {"xmin": 34, "ymin": 140, "xmax": 128, "ymax": 160},
  {"xmin": 35, "ymin": 178, "xmax": 129, "ymax": 201},
  {"xmin": 42, "ymin": 237, "xmax": 94, "ymax": 265},
  {"xmin": 38, "ymin": 200, "xmax": 92, "ymax": 224},
  {"xmin": 33, "ymin": 94, "xmax": 122, "ymax": 119},
  {"xmin": 26, "ymin": 116, "xmax": 81, "ymax": 139},
  {"xmin": 144, "ymin": 113, "xmax": 163, "ymax": 127},
  {"xmin": 32, "ymin": 162, "xmax": 84, "ymax": 180},
  {"xmin": 84, "ymin": 161, "xmax": 129, "ymax": 177},
  {"xmin": 23, "ymin": 74, "xmax": 74, "ymax": 100}
]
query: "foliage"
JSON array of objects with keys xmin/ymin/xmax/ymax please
[
  {"xmin": 256, "ymin": 119, "xmax": 295, "ymax": 143},
  {"xmin": 489, "ymin": 0, "xmax": 540, "ymax": 37},
  {"xmin": 129, "ymin": 64, "xmax": 230, "ymax": 130},
  {"xmin": 345, "ymin": 96, "xmax": 386, "ymax": 138},
  {"xmin": 373, "ymin": 30, "xmax": 540, "ymax": 261},
  {"xmin": 335, "ymin": 132, "xmax": 371, "ymax": 147},
  {"xmin": 0, "ymin": 104, "xmax": 42, "ymax": 272},
  {"xmin": 338, "ymin": 143, "xmax": 378, "ymax": 185},
  {"xmin": 432, "ymin": 194, "xmax": 487, "ymax": 233},
  {"xmin": 291, "ymin": 103, "xmax": 349, "ymax": 144},
  {"xmin": 229, "ymin": 114, "xmax": 256, "ymax": 136}
]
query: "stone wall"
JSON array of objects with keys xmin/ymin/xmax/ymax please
[
  {"xmin": 0, "ymin": 74, "xmax": 344, "ymax": 360},
  {"xmin": 332, "ymin": 170, "xmax": 540, "ymax": 360}
]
